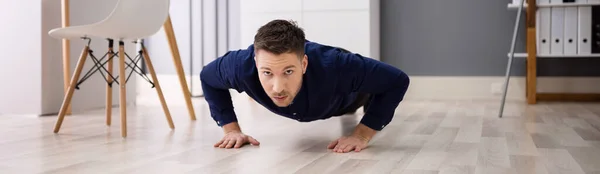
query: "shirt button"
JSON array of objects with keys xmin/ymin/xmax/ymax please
[{"xmin": 293, "ymin": 113, "xmax": 297, "ymax": 115}]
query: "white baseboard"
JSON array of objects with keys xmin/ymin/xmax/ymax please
[
  {"xmin": 403, "ymin": 76, "xmax": 600, "ymax": 101},
  {"xmin": 137, "ymin": 75, "xmax": 600, "ymax": 103}
]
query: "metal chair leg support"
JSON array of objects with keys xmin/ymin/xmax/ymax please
[{"xmin": 499, "ymin": 0, "xmax": 527, "ymax": 118}]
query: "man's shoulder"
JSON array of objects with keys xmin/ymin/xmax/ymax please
[
  {"xmin": 304, "ymin": 41, "xmax": 340, "ymax": 56},
  {"xmin": 303, "ymin": 41, "xmax": 347, "ymax": 68},
  {"xmin": 205, "ymin": 45, "xmax": 257, "ymax": 90},
  {"xmin": 218, "ymin": 44, "xmax": 257, "ymax": 71},
  {"xmin": 303, "ymin": 41, "xmax": 376, "ymax": 71},
  {"xmin": 220, "ymin": 44, "xmax": 255, "ymax": 60}
]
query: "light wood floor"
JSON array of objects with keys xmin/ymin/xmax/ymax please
[{"xmin": 1, "ymin": 96, "xmax": 600, "ymax": 174}]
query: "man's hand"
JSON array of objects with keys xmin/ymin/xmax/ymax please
[
  {"xmin": 327, "ymin": 134, "xmax": 369, "ymax": 153},
  {"xmin": 328, "ymin": 123, "xmax": 377, "ymax": 153},
  {"xmin": 214, "ymin": 130, "xmax": 260, "ymax": 148},
  {"xmin": 214, "ymin": 122, "xmax": 260, "ymax": 149}
]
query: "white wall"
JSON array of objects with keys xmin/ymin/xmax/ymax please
[
  {"xmin": 145, "ymin": 0, "xmax": 192, "ymax": 76},
  {"xmin": 143, "ymin": 0, "xmax": 235, "ymax": 98},
  {"xmin": 0, "ymin": 1, "xmax": 43, "ymax": 115},
  {"xmin": 239, "ymin": 0, "xmax": 380, "ymax": 60},
  {"xmin": 228, "ymin": 0, "xmax": 241, "ymax": 51},
  {"xmin": 0, "ymin": 0, "xmax": 136, "ymax": 115},
  {"xmin": 41, "ymin": 0, "xmax": 65, "ymax": 115}
]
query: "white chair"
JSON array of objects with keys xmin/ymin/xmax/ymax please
[{"xmin": 49, "ymin": 0, "xmax": 182, "ymax": 137}]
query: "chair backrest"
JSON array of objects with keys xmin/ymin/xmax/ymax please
[{"xmin": 96, "ymin": 0, "xmax": 171, "ymax": 39}]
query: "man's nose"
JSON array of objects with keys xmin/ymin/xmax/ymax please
[{"xmin": 272, "ymin": 79, "xmax": 285, "ymax": 93}]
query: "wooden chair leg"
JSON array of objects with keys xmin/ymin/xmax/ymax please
[
  {"xmin": 106, "ymin": 42, "xmax": 114, "ymax": 126},
  {"xmin": 142, "ymin": 44, "xmax": 175, "ymax": 129},
  {"xmin": 61, "ymin": 0, "xmax": 72, "ymax": 116},
  {"xmin": 54, "ymin": 45, "xmax": 90, "ymax": 133},
  {"xmin": 118, "ymin": 41, "xmax": 127, "ymax": 138},
  {"xmin": 163, "ymin": 15, "xmax": 197, "ymax": 121}
]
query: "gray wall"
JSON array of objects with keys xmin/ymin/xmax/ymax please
[{"xmin": 380, "ymin": 0, "xmax": 600, "ymax": 77}]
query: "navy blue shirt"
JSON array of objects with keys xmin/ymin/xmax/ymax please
[{"xmin": 200, "ymin": 41, "xmax": 410, "ymax": 131}]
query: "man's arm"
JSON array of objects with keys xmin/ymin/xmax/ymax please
[
  {"xmin": 336, "ymin": 51, "xmax": 410, "ymax": 138},
  {"xmin": 200, "ymin": 52, "xmax": 245, "ymax": 133}
]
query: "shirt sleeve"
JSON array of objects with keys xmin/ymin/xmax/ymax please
[
  {"xmin": 200, "ymin": 51, "xmax": 245, "ymax": 127},
  {"xmin": 335, "ymin": 51, "xmax": 410, "ymax": 131}
]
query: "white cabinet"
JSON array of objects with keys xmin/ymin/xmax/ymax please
[{"xmin": 239, "ymin": 0, "xmax": 380, "ymax": 60}]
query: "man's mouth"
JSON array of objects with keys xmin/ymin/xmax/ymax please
[{"xmin": 273, "ymin": 96, "xmax": 287, "ymax": 101}]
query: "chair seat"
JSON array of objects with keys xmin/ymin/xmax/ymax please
[
  {"xmin": 49, "ymin": 0, "xmax": 170, "ymax": 41},
  {"xmin": 48, "ymin": 22, "xmax": 158, "ymax": 41}
]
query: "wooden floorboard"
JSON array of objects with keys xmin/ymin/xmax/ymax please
[{"xmin": 1, "ymin": 97, "xmax": 600, "ymax": 174}]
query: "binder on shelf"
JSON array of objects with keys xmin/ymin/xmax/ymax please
[
  {"xmin": 538, "ymin": 0, "xmax": 552, "ymax": 55},
  {"xmin": 550, "ymin": 4, "xmax": 565, "ymax": 55},
  {"xmin": 512, "ymin": 0, "xmax": 523, "ymax": 5},
  {"xmin": 593, "ymin": 5, "xmax": 600, "ymax": 53},
  {"xmin": 578, "ymin": 1, "xmax": 592, "ymax": 54},
  {"xmin": 564, "ymin": 6, "xmax": 578, "ymax": 55}
]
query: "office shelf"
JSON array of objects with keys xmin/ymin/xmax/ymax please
[
  {"xmin": 499, "ymin": 0, "xmax": 600, "ymax": 117},
  {"xmin": 507, "ymin": 53, "xmax": 600, "ymax": 58},
  {"xmin": 508, "ymin": 2, "xmax": 600, "ymax": 9}
]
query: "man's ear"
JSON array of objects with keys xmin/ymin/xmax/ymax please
[{"xmin": 302, "ymin": 55, "xmax": 308, "ymax": 74}]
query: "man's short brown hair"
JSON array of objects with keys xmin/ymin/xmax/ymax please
[{"xmin": 253, "ymin": 19, "xmax": 305, "ymax": 57}]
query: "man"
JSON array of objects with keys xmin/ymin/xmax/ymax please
[{"xmin": 200, "ymin": 19, "xmax": 410, "ymax": 153}]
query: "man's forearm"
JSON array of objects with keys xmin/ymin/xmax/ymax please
[
  {"xmin": 358, "ymin": 73, "xmax": 410, "ymax": 132},
  {"xmin": 336, "ymin": 51, "xmax": 410, "ymax": 132},
  {"xmin": 200, "ymin": 62, "xmax": 240, "ymax": 127}
]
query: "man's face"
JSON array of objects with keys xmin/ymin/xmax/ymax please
[{"xmin": 255, "ymin": 49, "xmax": 308, "ymax": 107}]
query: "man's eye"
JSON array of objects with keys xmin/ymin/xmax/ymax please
[
  {"xmin": 285, "ymin": 70, "xmax": 293, "ymax": 75},
  {"xmin": 263, "ymin": 71, "xmax": 271, "ymax": 76}
]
